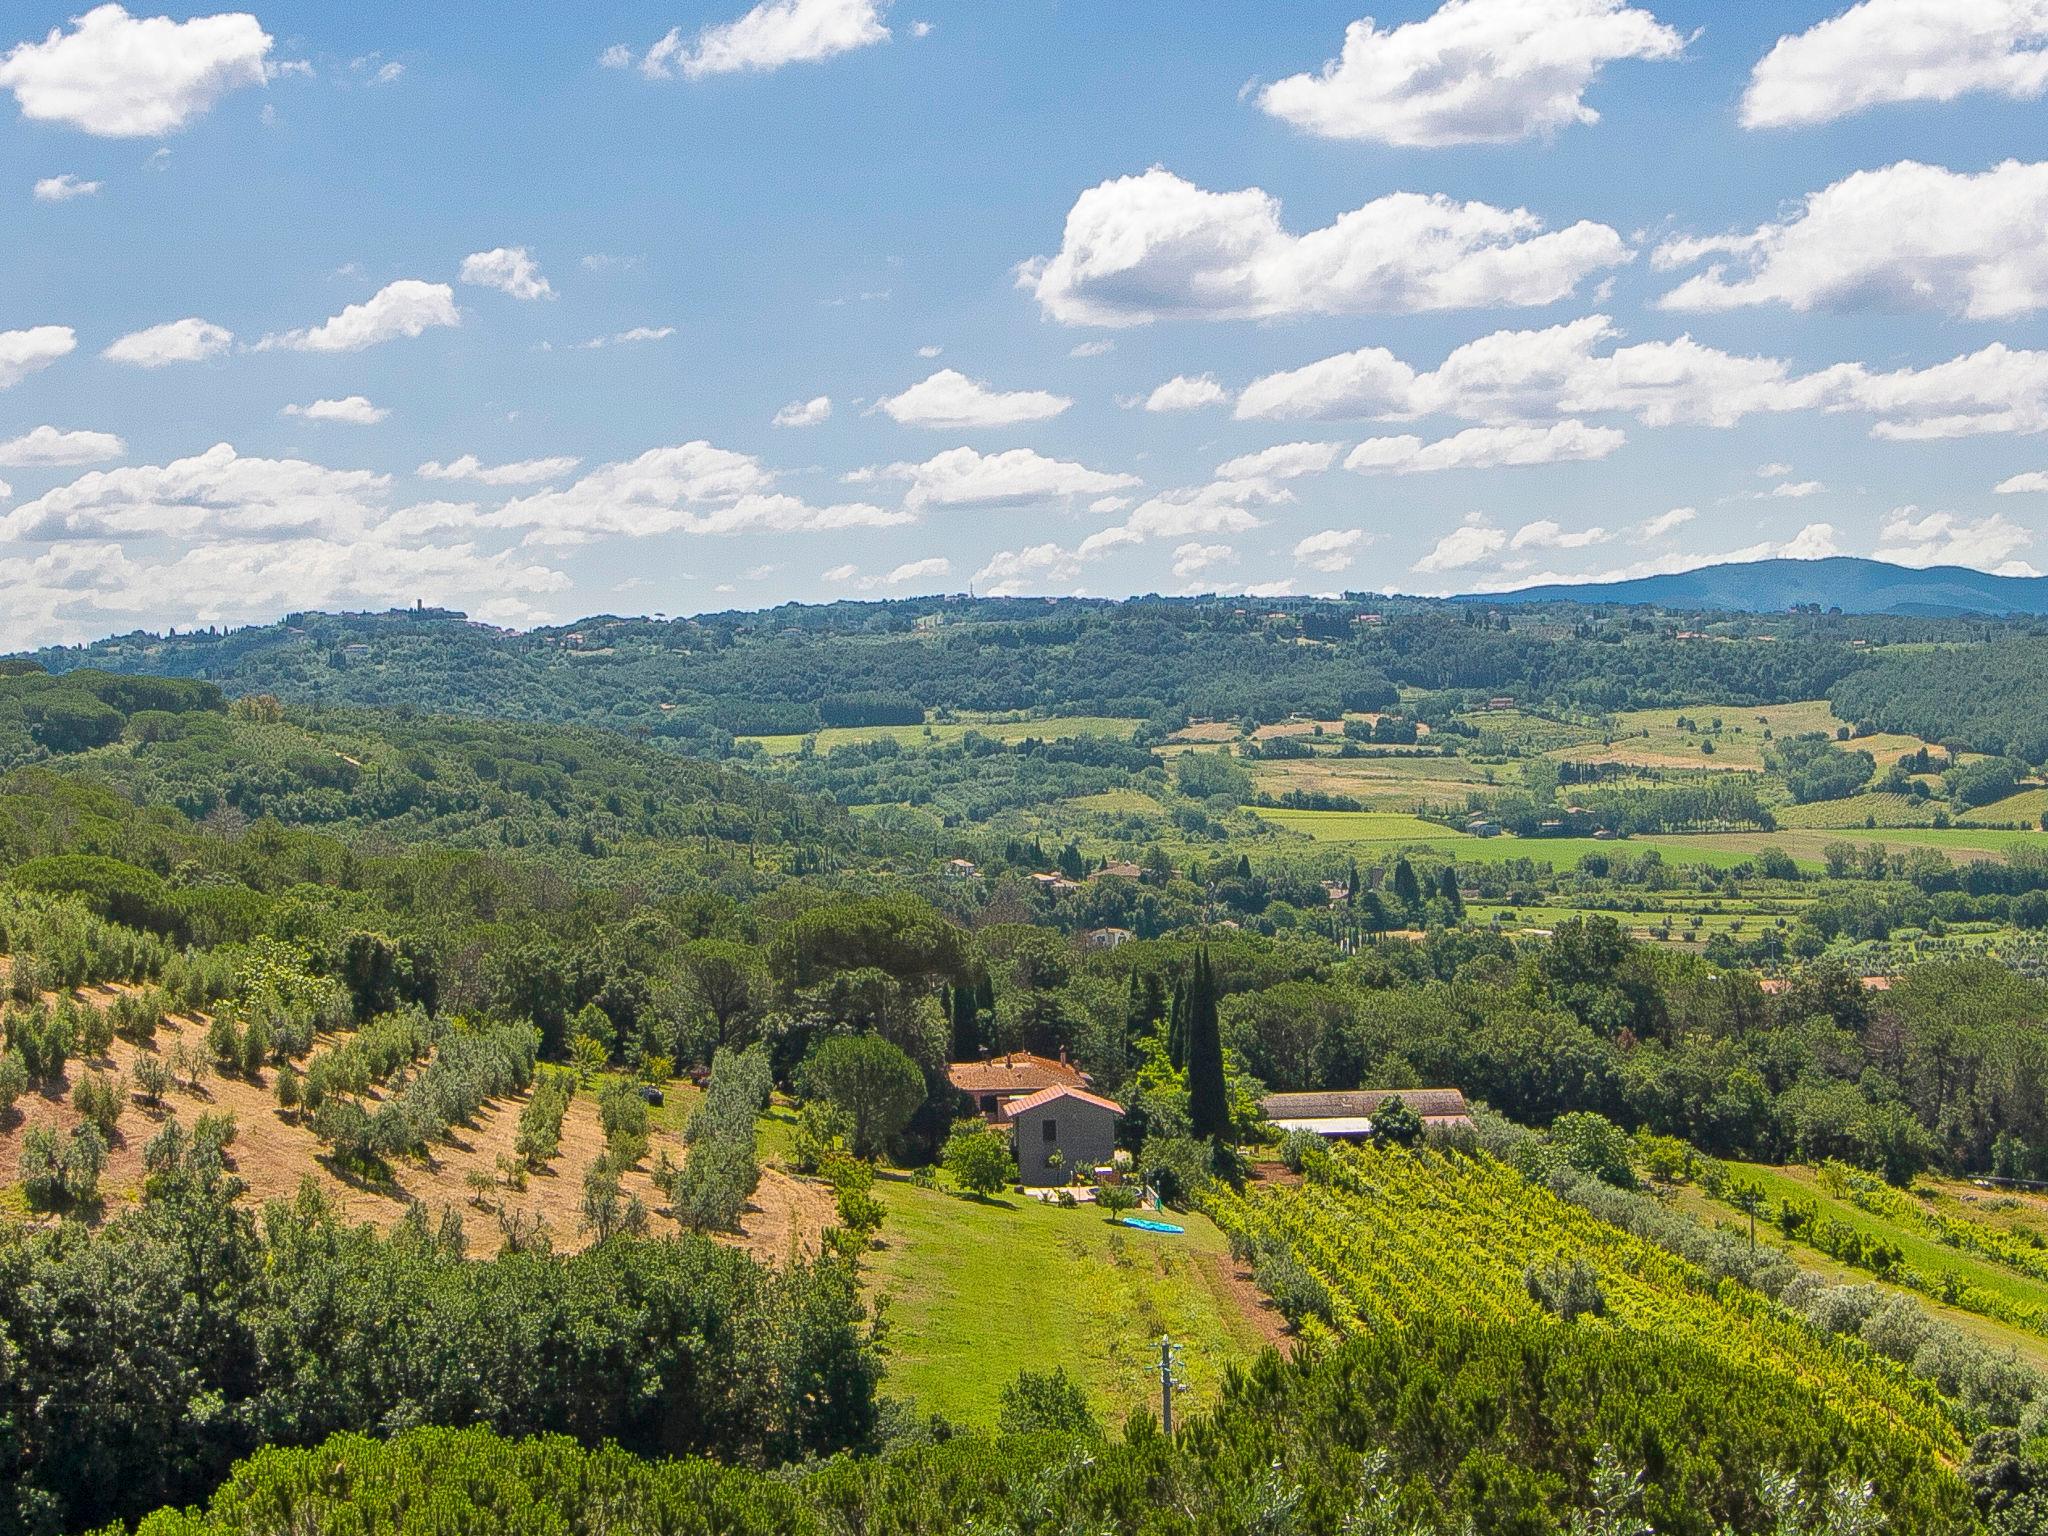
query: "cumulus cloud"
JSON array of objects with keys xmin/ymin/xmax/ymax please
[
  {"xmin": 1776, "ymin": 522, "xmax": 1842, "ymax": 559},
  {"xmin": 1634, "ymin": 506, "xmax": 1697, "ymax": 540},
  {"xmin": 1996, "ymin": 470, "xmax": 2048, "ymax": 493},
  {"xmin": 1413, "ymin": 517, "xmax": 1509, "ymax": 573},
  {"xmin": 1119, "ymin": 478, "xmax": 1290, "ymax": 542},
  {"xmin": 33, "ymin": 172, "xmax": 100, "ymax": 201},
  {"xmin": 1512, "ymin": 518, "xmax": 1611, "ymax": 550},
  {"xmin": 1295, "ymin": 527, "xmax": 1368, "ymax": 573},
  {"xmin": 0, "ymin": 426, "xmax": 124, "ymax": 467},
  {"xmin": 773, "ymin": 395, "xmax": 832, "ymax": 427},
  {"xmin": 881, "ymin": 555, "xmax": 949, "ymax": 587},
  {"xmin": 488, "ymin": 442, "xmax": 911, "ymax": 546},
  {"xmin": 1234, "ymin": 314, "xmax": 2048, "ymax": 441},
  {"xmin": 460, "ymin": 247, "xmax": 554, "ymax": 301},
  {"xmin": 0, "ymin": 5, "xmax": 274, "ymax": 137},
  {"xmin": 1764, "ymin": 479, "xmax": 1826, "ymax": 498},
  {"xmin": 0, "ymin": 442, "xmax": 393, "ymax": 542},
  {"xmin": 1258, "ymin": 0, "xmax": 1686, "ymax": 147},
  {"xmin": 1143, "ymin": 374, "xmax": 1230, "ymax": 412},
  {"xmin": 259, "ymin": 280, "xmax": 459, "ymax": 352},
  {"xmin": 865, "ymin": 446, "xmax": 1139, "ymax": 511},
  {"xmin": 102, "ymin": 317, "xmax": 233, "ymax": 367},
  {"xmin": 418, "ymin": 454, "xmax": 582, "ymax": 487},
  {"xmin": 577, "ymin": 325, "xmax": 675, "ymax": 348},
  {"xmin": 876, "ymin": 368, "xmax": 1071, "ymax": 429},
  {"xmin": 0, "ymin": 326, "xmax": 76, "ymax": 388},
  {"xmin": 973, "ymin": 542, "xmax": 1083, "ymax": 595},
  {"xmin": 1215, "ymin": 442, "xmax": 1343, "ymax": 482},
  {"xmin": 1345, "ymin": 420, "xmax": 1624, "ymax": 475},
  {"xmin": 1875, "ymin": 506, "xmax": 2037, "ymax": 572},
  {"xmin": 1021, "ymin": 167, "xmax": 1630, "ymax": 326},
  {"xmin": 634, "ymin": 0, "xmax": 889, "ymax": 80},
  {"xmin": 1172, "ymin": 541, "xmax": 1235, "ymax": 580},
  {"xmin": 282, "ymin": 396, "xmax": 388, "ymax": 426},
  {"xmin": 1743, "ymin": 0, "xmax": 2048, "ymax": 129},
  {"xmin": 1657, "ymin": 160, "xmax": 2048, "ymax": 320}
]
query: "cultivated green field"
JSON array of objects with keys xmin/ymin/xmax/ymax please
[
  {"xmin": 1251, "ymin": 808, "xmax": 1469, "ymax": 843},
  {"xmin": 1964, "ymin": 788, "xmax": 2048, "ymax": 827},
  {"xmin": 864, "ymin": 1177, "xmax": 1268, "ymax": 1427},
  {"xmin": 740, "ymin": 715, "xmax": 1141, "ymax": 756}
]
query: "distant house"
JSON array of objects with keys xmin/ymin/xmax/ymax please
[
  {"xmin": 1029, "ymin": 872, "xmax": 1081, "ymax": 894},
  {"xmin": 1465, "ymin": 817, "xmax": 1501, "ymax": 838},
  {"xmin": 1004, "ymin": 1084, "xmax": 1123, "ymax": 1187},
  {"xmin": 1092, "ymin": 860, "xmax": 1143, "ymax": 882},
  {"xmin": 947, "ymin": 1051, "xmax": 1089, "ymax": 1122},
  {"xmin": 1487, "ymin": 696, "xmax": 1515, "ymax": 710},
  {"xmin": 943, "ymin": 858, "xmax": 980, "ymax": 880},
  {"xmin": 1261, "ymin": 1088, "xmax": 1473, "ymax": 1140},
  {"xmin": 1082, "ymin": 926, "xmax": 1134, "ymax": 950}
]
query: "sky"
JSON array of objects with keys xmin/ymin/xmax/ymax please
[{"xmin": 2, "ymin": 0, "xmax": 2047, "ymax": 647}]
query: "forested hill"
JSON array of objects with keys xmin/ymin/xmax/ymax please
[
  {"xmin": 22, "ymin": 598, "xmax": 1907, "ymax": 747},
  {"xmin": 1461, "ymin": 557, "xmax": 2048, "ymax": 617}
]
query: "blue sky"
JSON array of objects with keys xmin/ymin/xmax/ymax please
[{"xmin": 2, "ymin": 0, "xmax": 2046, "ymax": 645}]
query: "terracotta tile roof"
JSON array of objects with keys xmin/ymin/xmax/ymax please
[
  {"xmin": 946, "ymin": 1052, "xmax": 1088, "ymax": 1095},
  {"xmin": 1000, "ymin": 1084, "xmax": 1125, "ymax": 1119},
  {"xmin": 1261, "ymin": 1088, "xmax": 1470, "ymax": 1122}
]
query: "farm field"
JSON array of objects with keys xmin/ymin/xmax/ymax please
[
  {"xmin": 864, "ymin": 1175, "xmax": 1273, "ymax": 1427},
  {"xmin": 1774, "ymin": 793, "xmax": 1940, "ymax": 829},
  {"xmin": 1963, "ymin": 788, "xmax": 2048, "ymax": 826},
  {"xmin": 1680, "ymin": 1163, "xmax": 2048, "ymax": 1350},
  {"xmin": 1245, "ymin": 751, "xmax": 1494, "ymax": 807},
  {"xmin": 1549, "ymin": 700, "xmax": 1941, "ymax": 773},
  {"xmin": 1251, "ymin": 808, "xmax": 1467, "ymax": 843},
  {"xmin": 739, "ymin": 715, "xmax": 1141, "ymax": 756}
]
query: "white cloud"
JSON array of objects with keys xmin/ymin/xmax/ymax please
[
  {"xmin": 821, "ymin": 561, "xmax": 859, "ymax": 582},
  {"xmin": 637, "ymin": 0, "xmax": 889, "ymax": 80},
  {"xmin": 1413, "ymin": 517, "xmax": 1509, "ymax": 573},
  {"xmin": 1757, "ymin": 461, "xmax": 1794, "ymax": 478},
  {"xmin": 1069, "ymin": 339, "xmax": 1115, "ymax": 359},
  {"xmin": 1120, "ymin": 478, "xmax": 1290, "ymax": 541},
  {"xmin": 1764, "ymin": 479, "xmax": 1826, "ymax": 498},
  {"xmin": 33, "ymin": 172, "xmax": 100, "ymax": 201},
  {"xmin": 1743, "ymin": 0, "xmax": 2048, "ymax": 129},
  {"xmin": 1294, "ymin": 527, "xmax": 1368, "ymax": 573},
  {"xmin": 876, "ymin": 368, "xmax": 1071, "ymax": 429},
  {"xmin": 1634, "ymin": 506, "xmax": 1697, "ymax": 541},
  {"xmin": 489, "ymin": 442, "xmax": 910, "ymax": 546},
  {"xmin": 460, "ymin": 247, "xmax": 554, "ymax": 301},
  {"xmin": 259, "ymin": 280, "xmax": 459, "ymax": 352},
  {"xmin": 1215, "ymin": 441, "xmax": 1343, "ymax": 482},
  {"xmin": 1142, "ymin": 373, "xmax": 1230, "ymax": 412},
  {"xmin": 1996, "ymin": 471, "xmax": 2048, "ymax": 493},
  {"xmin": 974, "ymin": 542, "xmax": 1083, "ymax": 595},
  {"xmin": 0, "ymin": 326, "xmax": 76, "ymax": 388},
  {"xmin": 417, "ymin": 454, "xmax": 584, "ymax": 487},
  {"xmin": 1172, "ymin": 541, "xmax": 1235, "ymax": 580},
  {"xmin": 869, "ymin": 446, "xmax": 1139, "ymax": 511},
  {"xmin": 1511, "ymin": 518, "xmax": 1612, "ymax": 550},
  {"xmin": 282, "ymin": 395, "xmax": 388, "ymax": 426},
  {"xmin": 1022, "ymin": 167, "xmax": 1630, "ymax": 326},
  {"xmin": 917, "ymin": 345, "xmax": 942, "ymax": 358},
  {"xmin": 1875, "ymin": 506, "xmax": 2037, "ymax": 572},
  {"xmin": 1258, "ymin": 0, "xmax": 1686, "ymax": 147},
  {"xmin": 101, "ymin": 317, "xmax": 232, "ymax": 367},
  {"xmin": 578, "ymin": 325, "xmax": 675, "ymax": 348},
  {"xmin": 0, "ymin": 426, "xmax": 124, "ymax": 467},
  {"xmin": 773, "ymin": 395, "xmax": 833, "ymax": 427},
  {"xmin": 1345, "ymin": 420, "xmax": 1624, "ymax": 474},
  {"xmin": 881, "ymin": 555, "xmax": 949, "ymax": 587},
  {"xmin": 1836, "ymin": 342, "xmax": 2048, "ymax": 439},
  {"xmin": 1778, "ymin": 522, "xmax": 1842, "ymax": 559},
  {"xmin": 1657, "ymin": 160, "xmax": 2048, "ymax": 320},
  {"xmin": 0, "ymin": 442, "xmax": 393, "ymax": 541},
  {"xmin": 0, "ymin": 5, "xmax": 274, "ymax": 137}
]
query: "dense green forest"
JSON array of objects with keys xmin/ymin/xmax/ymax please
[{"xmin": 1830, "ymin": 638, "xmax": 2048, "ymax": 762}]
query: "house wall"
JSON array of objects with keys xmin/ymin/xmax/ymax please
[{"xmin": 1010, "ymin": 1101, "xmax": 1118, "ymax": 1186}]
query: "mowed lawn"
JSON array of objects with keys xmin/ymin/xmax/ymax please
[
  {"xmin": 740, "ymin": 716, "xmax": 1139, "ymax": 756},
  {"xmin": 864, "ymin": 1178, "xmax": 1272, "ymax": 1427}
]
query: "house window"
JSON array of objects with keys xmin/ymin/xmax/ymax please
[
  {"xmin": 1042, "ymin": 1118, "xmax": 1058, "ymax": 1142},
  {"xmin": 979, "ymin": 1095, "xmax": 997, "ymax": 1115}
]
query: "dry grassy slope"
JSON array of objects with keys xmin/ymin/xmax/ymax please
[{"xmin": 0, "ymin": 966, "xmax": 833, "ymax": 1263}]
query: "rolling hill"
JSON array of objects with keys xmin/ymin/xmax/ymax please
[{"xmin": 1454, "ymin": 557, "xmax": 2048, "ymax": 616}]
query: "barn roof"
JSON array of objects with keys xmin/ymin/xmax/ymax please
[{"xmin": 1261, "ymin": 1088, "xmax": 1470, "ymax": 1122}]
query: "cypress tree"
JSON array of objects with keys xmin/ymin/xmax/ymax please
[
  {"xmin": 1392, "ymin": 857, "xmax": 1423, "ymax": 916},
  {"xmin": 949, "ymin": 982, "xmax": 981, "ymax": 1060},
  {"xmin": 1437, "ymin": 865, "xmax": 1465, "ymax": 919},
  {"xmin": 1167, "ymin": 977, "xmax": 1188, "ymax": 1070},
  {"xmin": 1186, "ymin": 948, "xmax": 1229, "ymax": 1142}
]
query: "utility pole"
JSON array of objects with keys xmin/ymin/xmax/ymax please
[{"xmin": 1153, "ymin": 1334, "xmax": 1187, "ymax": 1437}]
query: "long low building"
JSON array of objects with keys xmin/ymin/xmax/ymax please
[{"xmin": 1261, "ymin": 1088, "xmax": 1473, "ymax": 1139}]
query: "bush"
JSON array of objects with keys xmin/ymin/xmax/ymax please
[
  {"xmin": 1096, "ymin": 1181, "xmax": 1141, "ymax": 1219},
  {"xmin": 997, "ymin": 1367, "xmax": 1100, "ymax": 1437},
  {"xmin": 133, "ymin": 1052, "xmax": 174, "ymax": 1106},
  {"xmin": 0, "ymin": 1048, "xmax": 27, "ymax": 1116},
  {"xmin": 1140, "ymin": 1134, "xmax": 1214, "ymax": 1209},
  {"xmin": 517, "ymin": 1067, "xmax": 574, "ymax": 1169},
  {"xmin": 1256, "ymin": 1244, "xmax": 1335, "ymax": 1328},
  {"xmin": 942, "ymin": 1120, "xmax": 1015, "ymax": 1196},
  {"xmin": 1525, "ymin": 1256, "xmax": 1607, "ymax": 1321},
  {"xmin": 71, "ymin": 1071, "xmax": 124, "ymax": 1138}
]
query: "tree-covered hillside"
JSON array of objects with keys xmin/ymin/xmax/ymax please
[{"xmin": 1830, "ymin": 638, "xmax": 2048, "ymax": 762}]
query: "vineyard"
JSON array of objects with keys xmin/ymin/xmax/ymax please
[{"xmin": 1209, "ymin": 1146, "xmax": 1976, "ymax": 1528}]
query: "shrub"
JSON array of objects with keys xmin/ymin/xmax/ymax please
[
  {"xmin": 517, "ymin": 1067, "xmax": 574, "ymax": 1169},
  {"xmin": 19, "ymin": 1125, "xmax": 65, "ymax": 1206},
  {"xmin": 1525, "ymin": 1256, "xmax": 1607, "ymax": 1321},
  {"xmin": 1097, "ymin": 1181, "xmax": 1141, "ymax": 1219},
  {"xmin": 997, "ymin": 1367, "xmax": 1100, "ymax": 1437},
  {"xmin": 942, "ymin": 1120, "xmax": 1015, "ymax": 1196},
  {"xmin": 133, "ymin": 1052, "xmax": 173, "ymax": 1106},
  {"xmin": 72, "ymin": 1071, "xmax": 124, "ymax": 1138},
  {"xmin": 0, "ymin": 1048, "xmax": 27, "ymax": 1116}
]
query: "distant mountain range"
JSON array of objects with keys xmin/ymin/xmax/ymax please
[{"xmin": 1451, "ymin": 557, "xmax": 2048, "ymax": 617}]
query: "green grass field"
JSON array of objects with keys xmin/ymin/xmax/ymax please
[
  {"xmin": 864, "ymin": 1178, "xmax": 1270, "ymax": 1427},
  {"xmin": 1251, "ymin": 808, "xmax": 1468, "ymax": 843},
  {"xmin": 1962, "ymin": 788, "xmax": 2048, "ymax": 827},
  {"xmin": 1773, "ymin": 793, "xmax": 1938, "ymax": 830},
  {"xmin": 740, "ymin": 715, "xmax": 1140, "ymax": 757}
]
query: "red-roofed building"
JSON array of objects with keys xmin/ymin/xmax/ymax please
[
  {"xmin": 1002, "ymin": 1084, "xmax": 1124, "ymax": 1187},
  {"xmin": 946, "ymin": 1051, "xmax": 1088, "ymax": 1122}
]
